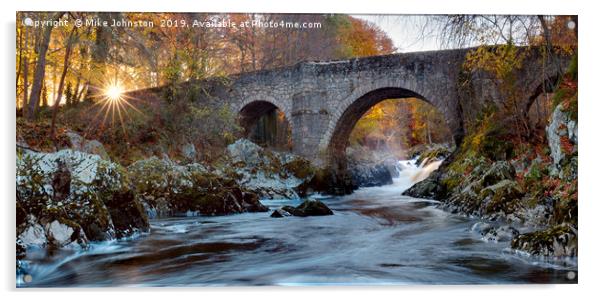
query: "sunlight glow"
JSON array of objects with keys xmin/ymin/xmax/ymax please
[
  {"xmin": 85, "ymin": 79, "xmax": 144, "ymax": 141},
  {"xmin": 105, "ymin": 83, "xmax": 125, "ymax": 102}
]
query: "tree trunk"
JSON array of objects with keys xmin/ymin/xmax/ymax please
[
  {"xmin": 21, "ymin": 26, "xmax": 29, "ymax": 114},
  {"xmin": 50, "ymin": 27, "xmax": 77, "ymax": 139},
  {"xmin": 27, "ymin": 12, "xmax": 64, "ymax": 120}
]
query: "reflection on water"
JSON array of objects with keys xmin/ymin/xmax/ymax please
[{"xmin": 17, "ymin": 160, "xmax": 577, "ymax": 287}]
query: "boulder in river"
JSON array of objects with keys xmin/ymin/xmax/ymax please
[
  {"xmin": 278, "ymin": 200, "xmax": 334, "ymax": 217},
  {"xmin": 270, "ymin": 208, "xmax": 292, "ymax": 218},
  {"xmin": 511, "ymin": 223, "xmax": 577, "ymax": 257},
  {"xmin": 348, "ymin": 162, "xmax": 393, "ymax": 187},
  {"xmin": 472, "ymin": 222, "xmax": 519, "ymax": 243}
]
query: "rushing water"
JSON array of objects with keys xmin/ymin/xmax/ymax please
[{"xmin": 18, "ymin": 160, "xmax": 577, "ymax": 287}]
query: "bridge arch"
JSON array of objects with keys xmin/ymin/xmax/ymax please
[
  {"xmin": 238, "ymin": 100, "xmax": 292, "ymax": 150},
  {"xmin": 323, "ymin": 86, "xmax": 454, "ymax": 167}
]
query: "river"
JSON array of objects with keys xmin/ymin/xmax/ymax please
[{"xmin": 17, "ymin": 160, "xmax": 577, "ymax": 287}]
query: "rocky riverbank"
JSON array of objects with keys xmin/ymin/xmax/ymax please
[
  {"xmin": 16, "ymin": 138, "xmax": 331, "ymax": 260},
  {"xmin": 404, "ymin": 101, "xmax": 578, "ymax": 260}
]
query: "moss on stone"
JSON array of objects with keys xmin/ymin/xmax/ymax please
[
  {"xmin": 283, "ymin": 157, "xmax": 314, "ymax": 180},
  {"xmin": 511, "ymin": 223, "xmax": 577, "ymax": 257}
]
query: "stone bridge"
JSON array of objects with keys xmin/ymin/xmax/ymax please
[{"xmin": 146, "ymin": 47, "xmax": 569, "ymax": 166}]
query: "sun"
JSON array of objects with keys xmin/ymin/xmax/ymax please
[{"xmin": 105, "ymin": 83, "xmax": 125, "ymax": 101}]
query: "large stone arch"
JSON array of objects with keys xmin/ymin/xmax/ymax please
[
  {"xmin": 319, "ymin": 77, "xmax": 461, "ymax": 150},
  {"xmin": 322, "ymin": 85, "xmax": 456, "ymax": 168}
]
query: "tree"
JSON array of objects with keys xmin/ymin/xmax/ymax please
[
  {"xmin": 26, "ymin": 12, "xmax": 64, "ymax": 119},
  {"xmin": 50, "ymin": 26, "xmax": 78, "ymax": 139},
  {"xmin": 64, "ymin": 81, "xmax": 73, "ymax": 106}
]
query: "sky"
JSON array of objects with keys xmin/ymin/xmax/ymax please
[{"xmin": 353, "ymin": 15, "xmax": 443, "ymax": 53}]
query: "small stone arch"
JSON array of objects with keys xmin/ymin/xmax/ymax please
[
  {"xmin": 236, "ymin": 93, "xmax": 292, "ymax": 122},
  {"xmin": 238, "ymin": 99, "xmax": 293, "ymax": 150}
]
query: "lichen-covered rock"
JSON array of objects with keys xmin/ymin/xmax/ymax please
[
  {"xmin": 82, "ymin": 140, "xmax": 110, "ymax": 160},
  {"xmin": 226, "ymin": 139, "xmax": 264, "ymax": 166},
  {"xmin": 479, "ymin": 179, "xmax": 524, "ymax": 217},
  {"xmin": 511, "ymin": 223, "xmax": 577, "ymax": 257},
  {"xmin": 547, "ymin": 104, "xmax": 578, "ymax": 179},
  {"xmin": 223, "ymin": 139, "xmax": 315, "ymax": 199},
  {"xmin": 480, "ymin": 161, "xmax": 515, "ymax": 187},
  {"xmin": 44, "ymin": 219, "xmax": 88, "ymax": 249},
  {"xmin": 128, "ymin": 156, "xmax": 267, "ymax": 217},
  {"xmin": 65, "ymin": 131, "xmax": 110, "ymax": 160},
  {"xmin": 16, "ymin": 149, "xmax": 148, "ymax": 256},
  {"xmin": 18, "ymin": 217, "xmax": 47, "ymax": 248}
]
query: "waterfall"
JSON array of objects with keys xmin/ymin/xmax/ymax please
[{"xmin": 391, "ymin": 159, "xmax": 443, "ymax": 192}]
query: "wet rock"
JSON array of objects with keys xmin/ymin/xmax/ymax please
[
  {"xmin": 44, "ymin": 220, "xmax": 88, "ymax": 249},
  {"xmin": 403, "ymin": 171, "xmax": 445, "ymax": 199},
  {"xmin": 348, "ymin": 162, "xmax": 393, "ymax": 187},
  {"xmin": 511, "ymin": 223, "xmax": 577, "ymax": 257},
  {"xmin": 280, "ymin": 200, "xmax": 334, "ymax": 217},
  {"xmin": 471, "ymin": 222, "xmax": 493, "ymax": 234},
  {"xmin": 471, "ymin": 222, "xmax": 519, "ymax": 243},
  {"xmin": 270, "ymin": 208, "xmax": 291, "ymax": 218},
  {"xmin": 309, "ymin": 167, "xmax": 356, "ymax": 196},
  {"xmin": 384, "ymin": 158, "xmax": 400, "ymax": 178},
  {"xmin": 103, "ymin": 189, "xmax": 150, "ymax": 238}
]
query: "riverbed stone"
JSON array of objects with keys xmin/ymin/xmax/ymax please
[
  {"xmin": 280, "ymin": 200, "xmax": 334, "ymax": 217},
  {"xmin": 511, "ymin": 223, "xmax": 577, "ymax": 257},
  {"xmin": 270, "ymin": 209, "xmax": 292, "ymax": 218}
]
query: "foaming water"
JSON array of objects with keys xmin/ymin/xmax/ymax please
[{"xmin": 17, "ymin": 160, "xmax": 576, "ymax": 287}]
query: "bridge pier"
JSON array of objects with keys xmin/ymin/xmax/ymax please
[{"xmin": 291, "ymin": 90, "xmax": 331, "ymax": 164}]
